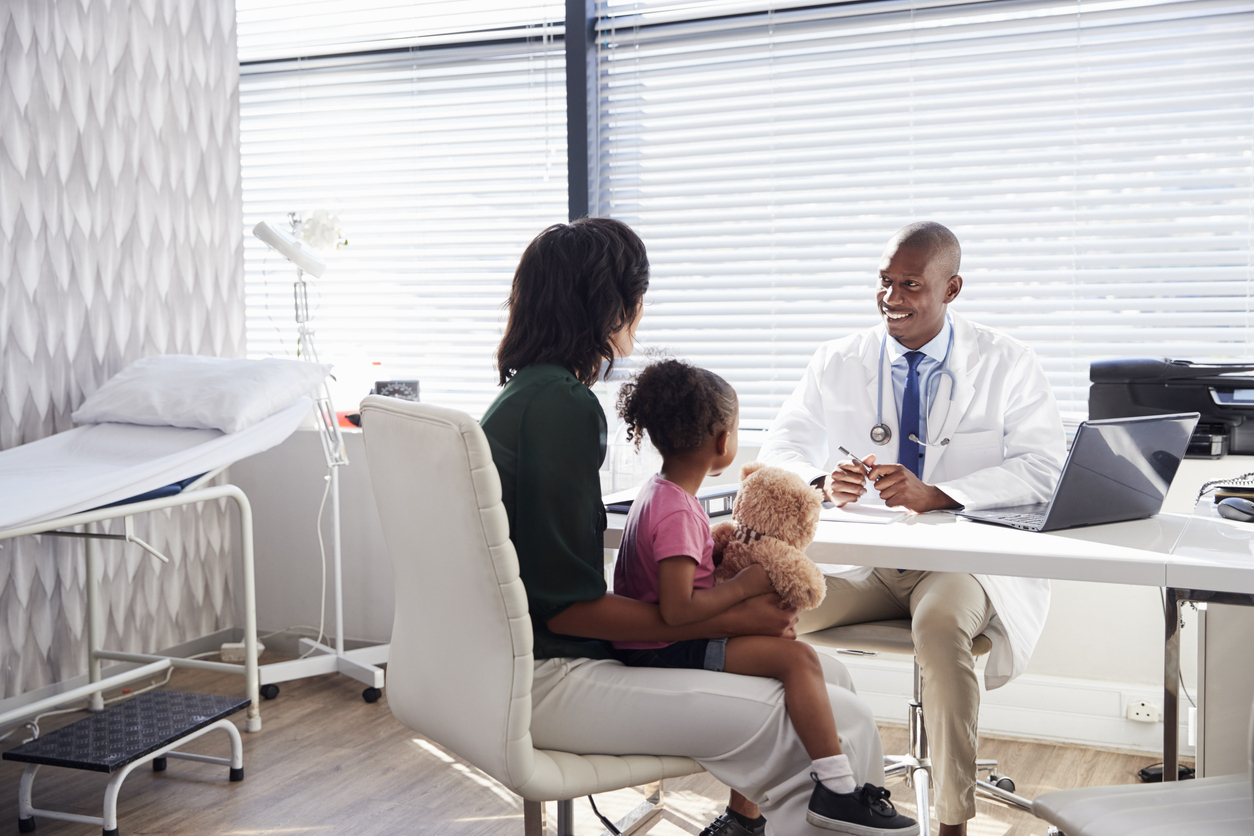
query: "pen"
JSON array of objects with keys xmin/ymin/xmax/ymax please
[{"xmin": 837, "ymin": 446, "xmax": 873, "ymax": 476}]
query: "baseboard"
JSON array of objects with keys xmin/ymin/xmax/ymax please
[{"xmin": 824, "ymin": 649, "xmax": 1193, "ymax": 756}]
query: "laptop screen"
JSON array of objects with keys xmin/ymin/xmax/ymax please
[{"xmin": 1043, "ymin": 412, "xmax": 1199, "ymax": 529}]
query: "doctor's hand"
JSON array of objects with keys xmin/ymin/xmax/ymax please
[
  {"xmin": 868, "ymin": 464, "xmax": 961, "ymax": 514},
  {"xmin": 823, "ymin": 454, "xmax": 876, "ymax": 506}
]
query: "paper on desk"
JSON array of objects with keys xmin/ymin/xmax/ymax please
[{"xmin": 819, "ymin": 504, "xmax": 908, "ymax": 525}]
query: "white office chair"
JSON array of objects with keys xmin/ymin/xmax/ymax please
[
  {"xmin": 1031, "ymin": 693, "xmax": 1254, "ymax": 835},
  {"xmin": 359, "ymin": 396, "xmax": 702, "ymax": 836},
  {"xmin": 803, "ymin": 619, "xmax": 1027, "ymax": 835}
]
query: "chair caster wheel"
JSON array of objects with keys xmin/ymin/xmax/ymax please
[
  {"xmin": 260, "ymin": 684, "xmax": 280, "ymax": 700},
  {"xmin": 18, "ymin": 816, "xmax": 35, "ymax": 833},
  {"xmin": 363, "ymin": 687, "xmax": 382, "ymax": 703},
  {"xmin": 990, "ymin": 774, "xmax": 1015, "ymax": 792}
]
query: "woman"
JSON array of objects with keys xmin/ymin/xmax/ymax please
[{"xmin": 480, "ymin": 217, "xmax": 887, "ymax": 836}]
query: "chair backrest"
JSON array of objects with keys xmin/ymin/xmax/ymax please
[{"xmin": 359, "ymin": 396, "xmax": 536, "ymax": 791}]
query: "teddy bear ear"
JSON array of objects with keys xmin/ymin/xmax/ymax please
[{"xmin": 740, "ymin": 461, "xmax": 767, "ymax": 481}]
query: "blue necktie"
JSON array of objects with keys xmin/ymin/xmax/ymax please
[{"xmin": 899, "ymin": 351, "xmax": 925, "ymax": 479}]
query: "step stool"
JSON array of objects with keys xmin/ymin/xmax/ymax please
[{"xmin": 3, "ymin": 690, "xmax": 250, "ymax": 836}]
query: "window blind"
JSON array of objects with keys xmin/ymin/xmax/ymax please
[
  {"xmin": 596, "ymin": 0, "xmax": 1254, "ymax": 426},
  {"xmin": 238, "ymin": 1, "xmax": 564, "ymax": 61},
  {"xmin": 238, "ymin": 3, "xmax": 566, "ymax": 416}
]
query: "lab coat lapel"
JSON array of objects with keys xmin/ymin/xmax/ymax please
[
  {"xmin": 862, "ymin": 328, "xmax": 900, "ymax": 464},
  {"xmin": 921, "ymin": 313, "xmax": 978, "ymax": 482}
]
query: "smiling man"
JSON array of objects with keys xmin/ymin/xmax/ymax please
[{"xmin": 754, "ymin": 222, "xmax": 1067, "ymax": 836}]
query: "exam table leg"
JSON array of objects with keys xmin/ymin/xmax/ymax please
[
  {"xmin": 86, "ymin": 529, "xmax": 104, "ymax": 712},
  {"xmin": 229, "ymin": 488, "xmax": 262, "ymax": 732}
]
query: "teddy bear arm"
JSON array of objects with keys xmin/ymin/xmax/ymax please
[{"xmin": 750, "ymin": 537, "xmax": 828, "ymax": 611}]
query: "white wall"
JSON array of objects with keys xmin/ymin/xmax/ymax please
[
  {"xmin": 0, "ymin": 0, "xmax": 243, "ymax": 698},
  {"xmin": 229, "ymin": 430, "xmax": 394, "ymax": 646}
]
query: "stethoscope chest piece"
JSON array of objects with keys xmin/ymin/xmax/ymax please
[{"xmin": 870, "ymin": 423, "xmax": 892, "ymax": 446}]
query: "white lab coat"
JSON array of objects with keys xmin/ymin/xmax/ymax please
[{"xmin": 759, "ymin": 311, "xmax": 1067, "ymax": 689}]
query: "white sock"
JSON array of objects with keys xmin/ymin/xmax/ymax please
[{"xmin": 812, "ymin": 754, "xmax": 856, "ymax": 794}]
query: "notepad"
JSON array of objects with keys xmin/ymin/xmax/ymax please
[{"xmin": 820, "ymin": 504, "xmax": 908, "ymax": 525}]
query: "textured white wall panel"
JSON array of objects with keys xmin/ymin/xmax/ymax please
[{"xmin": 0, "ymin": 0, "xmax": 243, "ymax": 698}]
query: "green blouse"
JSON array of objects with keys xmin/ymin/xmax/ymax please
[{"xmin": 480, "ymin": 364, "xmax": 613, "ymax": 660}]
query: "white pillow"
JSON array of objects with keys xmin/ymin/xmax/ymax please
[{"xmin": 72, "ymin": 355, "xmax": 332, "ymax": 434}]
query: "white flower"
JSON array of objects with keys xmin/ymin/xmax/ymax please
[{"xmin": 299, "ymin": 209, "xmax": 348, "ymax": 250}]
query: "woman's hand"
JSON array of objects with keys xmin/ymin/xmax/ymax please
[
  {"xmin": 718, "ymin": 593, "xmax": 799, "ymax": 639},
  {"xmin": 731, "ymin": 563, "xmax": 776, "ymax": 597},
  {"xmin": 549, "ymin": 591, "xmax": 798, "ymax": 642}
]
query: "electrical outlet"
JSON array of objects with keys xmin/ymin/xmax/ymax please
[{"xmin": 1126, "ymin": 699, "xmax": 1162, "ymax": 723}]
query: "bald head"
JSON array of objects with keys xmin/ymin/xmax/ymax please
[
  {"xmin": 876, "ymin": 221, "xmax": 963, "ymax": 349},
  {"xmin": 886, "ymin": 221, "xmax": 961, "ymax": 280}
]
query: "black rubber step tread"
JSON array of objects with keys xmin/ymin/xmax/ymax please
[{"xmin": 3, "ymin": 690, "xmax": 249, "ymax": 773}]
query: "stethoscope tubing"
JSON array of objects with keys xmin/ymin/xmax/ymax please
[{"xmin": 872, "ymin": 328, "xmax": 956, "ymax": 448}]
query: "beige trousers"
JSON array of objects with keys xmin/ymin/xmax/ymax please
[
  {"xmin": 530, "ymin": 653, "xmax": 885, "ymax": 836},
  {"xmin": 797, "ymin": 569, "xmax": 993, "ymax": 825}
]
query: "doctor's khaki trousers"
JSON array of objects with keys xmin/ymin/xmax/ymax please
[
  {"xmin": 530, "ymin": 653, "xmax": 885, "ymax": 836},
  {"xmin": 798, "ymin": 569, "xmax": 993, "ymax": 826}
]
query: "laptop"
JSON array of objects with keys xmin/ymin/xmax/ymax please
[
  {"xmin": 956, "ymin": 412, "xmax": 1199, "ymax": 532},
  {"xmin": 605, "ymin": 483, "xmax": 737, "ymax": 518}
]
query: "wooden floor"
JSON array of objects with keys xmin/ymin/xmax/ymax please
[{"xmin": 0, "ymin": 658, "xmax": 1178, "ymax": 836}]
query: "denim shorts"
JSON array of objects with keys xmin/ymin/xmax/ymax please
[{"xmin": 619, "ymin": 637, "xmax": 728, "ymax": 672}]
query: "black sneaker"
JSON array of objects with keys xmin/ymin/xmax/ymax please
[
  {"xmin": 700, "ymin": 807, "xmax": 767, "ymax": 836},
  {"xmin": 805, "ymin": 775, "xmax": 920, "ymax": 836}
]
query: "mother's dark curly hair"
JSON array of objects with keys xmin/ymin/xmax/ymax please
[
  {"xmin": 496, "ymin": 217, "xmax": 649, "ymax": 386},
  {"xmin": 617, "ymin": 359, "xmax": 737, "ymax": 456}
]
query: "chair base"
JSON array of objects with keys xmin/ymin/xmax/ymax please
[
  {"xmin": 975, "ymin": 772, "xmax": 1032, "ymax": 811},
  {"xmin": 883, "ymin": 688, "xmax": 1033, "ymax": 832},
  {"xmin": 884, "ymin": 752, "xmax": 1032, "ymax": 834},
  {"xmin": 524, "ymin": 781, "xmax": 665, "ymax": 836}
]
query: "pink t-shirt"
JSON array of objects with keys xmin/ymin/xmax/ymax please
[{"xmin": 612, "ymin": 474, "xmax": 715, "ymax": 651}]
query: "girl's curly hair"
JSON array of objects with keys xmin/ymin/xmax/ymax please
[{"xmin": 617, "ymin": 359, "xmax": 737, "ymax": 456}]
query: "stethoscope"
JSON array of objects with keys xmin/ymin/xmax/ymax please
[{"xmin": 870, "ymin": 328, "xmax": 957, "ymax": 448}]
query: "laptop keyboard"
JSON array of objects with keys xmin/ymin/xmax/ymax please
[{"xmin": 987, "ymin": 512, "xmax": 1046, "ymax": 528}]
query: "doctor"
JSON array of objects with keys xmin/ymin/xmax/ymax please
[{"xmin": 758, "ymin": 221, "xmax": 1066, "ymax": 836}]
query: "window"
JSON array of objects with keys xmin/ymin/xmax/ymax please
[
  {"xmin": 238, "ymin": 2, "xmax": 566, "ymax": 415},
  {"xmin": 596, "ymin": 0, "xmax": 1254, "ymax": 426}
]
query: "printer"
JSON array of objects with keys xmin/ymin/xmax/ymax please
[{"xmin": 1090, "ymin": 358, "xmax": 1254, "ymax": 458}]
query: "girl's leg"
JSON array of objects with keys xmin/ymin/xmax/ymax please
[
  {"xmin": 724, "ymin": 636, "xmax": 841, "ymax": 760},
  {"xmin": 722, "ymin": 640, "xmax": 919, "ymax": 834}
]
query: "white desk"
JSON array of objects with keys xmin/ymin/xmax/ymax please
[{"xmin": 605, "ymin": 506, "xmax": 1254, "ymax": 781}]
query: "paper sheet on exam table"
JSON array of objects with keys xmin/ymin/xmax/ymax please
[
  {"xmin": 819, "ymin": 504, "xmax": 908, "ymax": 525},
  {"xmin": 0, "ymin": 397, "xmax": 312, "ymax": 531}
]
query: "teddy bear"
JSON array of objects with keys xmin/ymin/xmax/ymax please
[{"xmin": 711, "ymin": 461, "xmax": 828, "ymax": 610}]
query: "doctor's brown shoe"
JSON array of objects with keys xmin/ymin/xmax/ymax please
[{"xmin": 805, "ymin": 776, "xmax": 920, "ymax": 836}]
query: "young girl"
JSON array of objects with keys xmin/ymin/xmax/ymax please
[{"xmin": 613, "ymin": 359, "xmax": 918, "ymax": 836}]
